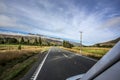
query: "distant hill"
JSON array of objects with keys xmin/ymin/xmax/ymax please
[
  {"xmin": 70, "ymin": 42, "xmax": 80, "ymax": 46},
  {"xmin": 0, "ymin": 33, "xmax": 62, "ymax": 46},
  {"xmin": 104, "ymin": 37, "xmax": 120, "ymax": 43},
  {"xmin": 93, "ymin": 37, "xmax": 120, "ymax": 47}
]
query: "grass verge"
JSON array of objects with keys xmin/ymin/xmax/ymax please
[
  {"xmin": 0, "ymin": 46, "xmax": 49, "ymax": 80},
  {"xmin": 61, "ymin": 47, "xmax": 111, "ymax": 60},
  {"xmin": 0, "ymin": 55, "xmax": 36, "ymax": 80}
]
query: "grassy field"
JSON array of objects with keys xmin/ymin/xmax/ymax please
[
  {"xmin": 0, "ymin": 44, "xmax": 112, "ymax": 80},
  {"xmin": 0, "ymin": 44, "xmax": 50, "ymax": 80},
  {"xmin": 61, "ymin": 46, "xmax": 111, "ymax": 60}
]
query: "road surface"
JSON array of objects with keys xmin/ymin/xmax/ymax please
[{"xmin": 21, "ymin": 47, "xmax": 97, "ymax": 80}]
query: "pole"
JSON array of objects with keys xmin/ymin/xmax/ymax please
[{"xmin": 80, "ymin": 31, "xmax": 82, "ymax": 54}]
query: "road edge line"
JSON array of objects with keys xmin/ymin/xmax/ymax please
[
  {"xmin": 62, "ymin": 48, "xmax": 97, "ymax": 62},
  {"xmin": 32, "ymin": 48, "xmax": 51, "ymax": 80}
]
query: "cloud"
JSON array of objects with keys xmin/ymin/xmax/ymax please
[
  {"xmin": 0, "ymin": 0, "xmax": 120, "ymax": 45},
  {"xmin": 100, "ymin": 17, "xmax": 120, "ymax": 29},
  {"xmin": 0, "ymin": 2, "xmax": 7, "ymax": 13},
  {"xmin": 0, "ymin": 15, "xmax": 17, "ymax": 27},
  {"xmin": 0, "ymin": 15, "xmax": 38, "ymax": 32}
]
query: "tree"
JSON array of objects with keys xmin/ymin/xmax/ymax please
[
  {"xmin": 63, "ymin": 40, "xmax": 74, "ymax": 48},
  {"xmin": 38, "ymin": 37, "xmax": 42, "ymax": 46},
  {"xmin": 0, "ymin": 38, "xmax": 4, "ymax": 44},
  {"xmin": 5, "ymin": 38, "xmax": 18, "ymax": 44},
  {"xmin": 27, "ymin": 39, "xmax": 30, "ymax": 45},
  {"xmin": 33, "ymin": 38, "xmax": 38, "ymax": 45},
  {"xmin": 18, "ymin": 45, "xmax": 21, "ymax": 50},
  {"xmin": 47, "ymin": 41, "xmax": 51, "ymax": 46},
  {"xmin": 20, "ymin": 37, "xmax": 24, "ymax": 44},
  {"xmin": 63, "ymin": 40, "xmax": 66, "ymax": 47}
]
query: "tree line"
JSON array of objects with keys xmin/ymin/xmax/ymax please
[
  {"xmin": 63, "ymin": 40, "xmax": 74, "ymax": 48},
  {"xmin": 0, "ymin": 37, "xmax": 74, "ymax": 48},
  {"xmin": 0, "ymin": 36, "xmax": 62, "ymax": 47},
  {"xmin": 0, "ymin": 37, "xmax": 42, "ymax": 46}
]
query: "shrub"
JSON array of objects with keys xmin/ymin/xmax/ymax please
[{"xmin": 18, "ymin": 45, "xmax": 21, "ymax": 50}]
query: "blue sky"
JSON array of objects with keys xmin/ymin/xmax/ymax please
[{"xmin": 0, "ymin": 0, "xmax": 120, "ymax": 45}]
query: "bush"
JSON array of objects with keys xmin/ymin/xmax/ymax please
[
  {"xmin": 0, "ymin": 38, "xmax": 4, "ymax": 44},
  {"xmin": 18, "ymin": 45, "xmax": 21, "ymax": 50},
  {"xmin": 63, "ymin": 40, "xmax": 74, "ymax": 48}
]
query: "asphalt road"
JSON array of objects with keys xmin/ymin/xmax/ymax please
[{"xmin": 21, "ymin": 47, "xmax": 97, "ymax": 80}]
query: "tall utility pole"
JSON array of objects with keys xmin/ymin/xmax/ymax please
[{"xmin": 80, "ymin": 31, "xmax": 82, "ymax": 53}]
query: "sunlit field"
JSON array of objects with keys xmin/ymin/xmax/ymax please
[
  {"xmin": 0, "ymin": 44, "xmax": 49, "ymax": 62},
  {"xmin": 0, "ymin": 44, "xmax": 49, "ymax": 80},
  {"xmin": 62, "ymin": 46, "xmax": 111, "ymax": 60}
]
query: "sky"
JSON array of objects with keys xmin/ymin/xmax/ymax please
[{"xmin": 0, "ymin": 0, "xmax": 120, "ymax": 45}]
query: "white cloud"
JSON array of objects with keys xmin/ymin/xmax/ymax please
[
  {"xmin": 0, "ymin": 15, "xmax": 17, "ymax": 27},
  {"xmin": 0, "ymin": 15, "xmax": 38, "ymax": 32},
  {"xmin": 99, "ymin": 17, "xmax": 120, "ymax": 29},
  {"xmin": 0, "ymin": 2, "xmax": 7, "ymax": 13},
  {"xmin": 0, "ymin": 0, "xmax": 120, "ymax": 45}
]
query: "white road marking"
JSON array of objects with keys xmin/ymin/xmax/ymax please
[
  {"xmin": 62, "ymin": 48, "xmax": 97, "ymax": 62},
  {"xmin": 58, "ymin": 50, "xmax": 61, "ymax": 52},
  {"xmin": 63, "ymin": 53, "xmax": 69, "ymax": 58},
  {"xmin": 49, "ymin": 56, "xmax": 64, "ymax": 61},
  {"xmin": 31, "ymin": 48, "xmax": 51, "ymax": 80}
]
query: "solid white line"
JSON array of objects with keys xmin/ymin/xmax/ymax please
[{"xmin": 32, "ymin": 48, "xmax": 51, "ymax": 80}]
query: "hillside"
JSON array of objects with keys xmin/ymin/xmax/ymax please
[
  {"xmin": 0, "ymin": 33, "xmax": 62, "ymax": 46},
  {"xmin": 94, "ymin": 37, "xmax": 120, "ymax": 47}
]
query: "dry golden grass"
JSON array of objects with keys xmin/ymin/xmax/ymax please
[
  {"xmin": 0, "ymin": 55, "xmax": 36, "ymax": 80},
  {"xmin": 61, "ymin": 46, "xmax": 111, "ymax": 59},
  {"xmin": 0, "ymin": 45, "xmax": 46, "ymax": 51},
  {"xmin": 0, "ymin": 45, "xmax": 49, "ymax": 64},
  {"xmin": 0, "ymin": 45, "xmax": 50, "ymax": 80}
]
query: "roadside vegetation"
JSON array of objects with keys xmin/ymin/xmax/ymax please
[
  {"xmin": 63, "ymin": 40, "xmax": 74, "ymax": 48},
  {"xmin": 0, "ymin": 45, "xmax": 49, "ymax": 80},
  {"xmin": 0, "ymin": 34, "xmax": 116, "ymax": 80},
  {"xmin": 0, "ymin": 36, "xmax": 51, "ymax": 80},
  {"xmin": 61, "ymin": 46, "xmax": 111, "ymax": 60}
]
